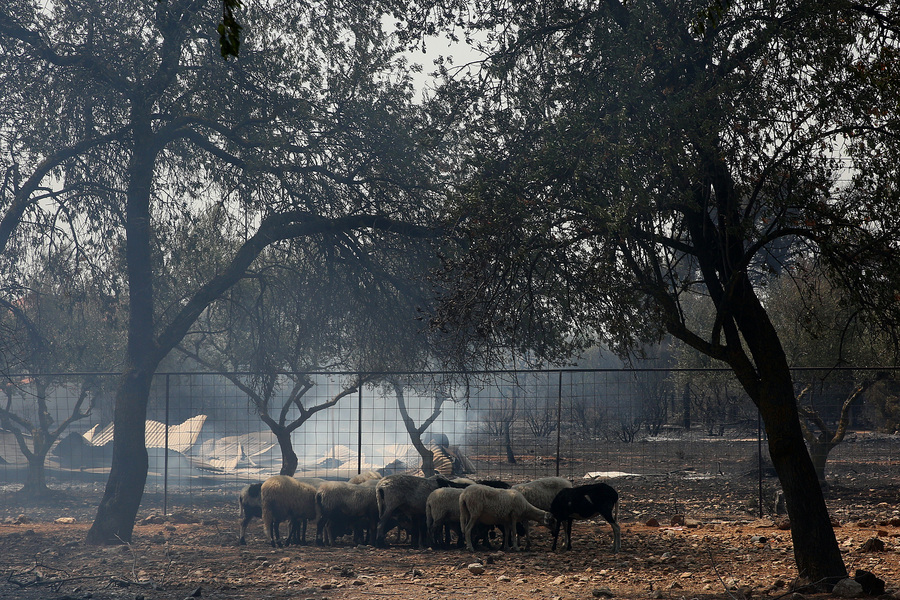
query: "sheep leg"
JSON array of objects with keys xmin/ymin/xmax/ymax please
[
  {"xmin": 502, "ymin": 522, "xmax": 516, "ymax": 551},
  {"xmin": 564, "ymin": 518, "xmax": 573, "ymax": 551},
  {"xmin": 316, "ymin": 515, "xmax": 328, "ymax": 546},
  {"xmin": 375, "ymin": 507, "xmax": 397, "ymax": 547},
  {"xmin": 262, "ymin": 509, "xmax": 278, "ymax": 548},
  {"xmin": 598, "ymin": 504, "xmax": 621, "ymax": 552},
  {"xmin": 521, "ymin": 521, "xmax": 531, "ymax": 550},
  {"xmin": 239, "ymin": 513, "xmax": 253, "ymax": 545},
  {"xmin": 461, "ymin": 504, "xmax": 477, "ymax": 552}
]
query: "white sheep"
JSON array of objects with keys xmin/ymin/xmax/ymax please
[
  {"xmin": 425, "ymin": 487, "xmax": 466, "ymax": 548},
  {"xmin": 295, "ymin": 476, "xmax": 327, "ymax": 489},
  {"xmin": 512, "ymin": 476, "xmax": 574, "ymax": 549},
  {"xmin": 375, "ymin": 474, "xmax": 465, "ymax": 547},
  {"xmin": 260, "ymin": 475, "xmax": 318, "ymax": 547},
  {"xmin": 459, "ymin": 483, "xmax": 555, "ymax": 552},
  {"xmin": 238, "ymin": 482, "xmax": 263, "ymax": 545},
  {"xmin": 348, "ymin": 471, "xmax": 382, "ymax": 484},
  {"xmin": 316, "ymin": 480, "xmax": 379, "ymax": 545}
]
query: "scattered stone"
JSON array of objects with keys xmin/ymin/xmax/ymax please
[
  {"xmin": 467, "ymin": 563, "xmax": 485, "ymax": 575},
  {"xmin": 685, "ymin": 518, "xmax": 701, "ymax": 528},
  {"xmin": 592, "ymin": 587, "xmax": 614, "ymax": 597},
  {"xmin": 141, "ymin": 515, "xmax": 165, "ymax": 524},
  {"xmin": 188, "ymin": 586, "xmax": 202, "ymax": 598},
  {"xmin": 497, "ymin": 575, "xmax": 511, "ymax": 582},
  {"xmin": 856, "ymin": 520, "xmax": 875, "ymax": 528},
  {"xmin": 55, "ymin": 517, "xmax": 76, "ymax": 524},
  {"xmin": 749, "ymin": 519, "xmax": 775, "ymax": 528},
  {"xmin": 860, "ymin": 538, "xmax": 885, "ymax": 552},
  {"xmin": 776, "ymin": 519, "xmax": 791, "ymax": 530},
  {"xmin": 854, "ymin": 569, "xmax": 885, "ymax": 596},
  {"xmin": 667, "ymin": 581, "xmax": 682, "ymax": 590},
  {"xmin": 750, "ymin": 535, "xmax": 767, "ymax": 544},
  {"xmin": 670, "ymin": 514, "xmax": 686, "ymax": 526},
  {"xmin": 645, "ymin": 518, "xmax": 660, "ymax": 527},
  {"xmin": 833, "ymin": 578, "xmax": 864, "ymax": 598},
  {"xmin": 351, "ymin": 579, "xmax": 364, "ymax": 586}
]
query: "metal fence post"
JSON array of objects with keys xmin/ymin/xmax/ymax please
[
  {"xmin": 358, "ymin": 378, "xmax": 363, "ymax": 475},
  {"xmin": 556, "ymin": 371, "xmax": 563, "ymax": 477},
  {"xmin": 758, "ymin": 411, "xmax": 763, "ymax": 518},
  {"xmin": 164, "ymin": 373, "xmax": 170, "ymax": 516}
]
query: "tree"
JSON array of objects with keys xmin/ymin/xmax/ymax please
[
  {"xmin": 1, "ymin": 0, "xmax": 443, "ymax": 544},
  {"xmin": 479, "ymin": 386, "xmax": 518, "ymax": 464},
  {"xmin": 797, "ymin": 384, "xmax": 866, "ymax": 487},
  {"xmin": 0, "ymin": 249, "xmax": 122, "ymax": 497},
  {"xmin": 390, "ymin": 379, "xmax": 450, "ymax": 476},
  {"xmin": 426, "ymin": 0, "xmax": 900, "ymax": 584}
]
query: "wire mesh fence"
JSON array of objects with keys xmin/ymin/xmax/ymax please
[{"xmin": 1, "ymin": 368, "xmax": 898, "ymax": 515}]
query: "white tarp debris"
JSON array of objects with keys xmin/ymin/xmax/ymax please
[
  {"xmin": 196, "ymin": 430, "xmax": 279, "ymax": 472},
  {"xmin": 82, "ymin": 415, "xmax": 207, "ymax": 453},
  {"xmin": 584, "ymin": 471, "xmax": 639, "ymax": 479}
]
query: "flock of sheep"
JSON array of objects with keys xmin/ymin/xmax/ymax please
[{"xmin": 239, "ymin": 471, "xmax": 622, "ymax": 553}]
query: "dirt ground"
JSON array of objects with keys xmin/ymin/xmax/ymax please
[{"xmin": 1, "ymin": 476, "xmax": 899, "ymax": 600}]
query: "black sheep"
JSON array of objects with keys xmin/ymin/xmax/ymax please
[{"xmin": 549, "ymin": 482, "xmax": 621, "ymax": 552}]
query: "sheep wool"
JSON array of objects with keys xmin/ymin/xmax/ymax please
[
  {"xmin": 260, "ymin": 475, "xmax": 317, "ymax": 548},
  {"xmin": 459, "ymin": 484, "xmax": 554, "ymax": 552}
]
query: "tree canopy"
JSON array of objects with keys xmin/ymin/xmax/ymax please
[
  {"xmin": 0, "ymin": 0, "xmax": 450, "ymax": 543},
  {"xmin": 424, "ymin": 0, "xmax": 900, "ymax": 585}
]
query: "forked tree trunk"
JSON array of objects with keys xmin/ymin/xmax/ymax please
[
  {"xmin": 807, "ymin": 440, "xmax": 834, "ymax": 488},
  {"xmin": 21, "ymin": 442, "xmax": 50, "ymax": 497},
  {"xmin": 275, "ymin": 429, "xmax": 299, "ymax": 476}
]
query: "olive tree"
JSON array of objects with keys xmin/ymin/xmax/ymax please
[
  {"xmin": 1, "ymin": 0, "xmax": 445, "ymax": 544},
  {"xmin": 425, "ymin": 0, "xmax": 900, "ymax": 584}
]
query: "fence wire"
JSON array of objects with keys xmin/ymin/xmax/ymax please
[{"xmin": 1, "ymin": 368, "xmax": 897, "ymax": 517}]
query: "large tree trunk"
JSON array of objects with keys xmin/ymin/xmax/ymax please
[
  {"xmin": 85, "ymin": 369, "xmax": 152, "ymax": 544},
  {"xmin": 86, "ymin": 129, "xmax": 158, "ymax": 545},
  {"xmin": 758, "ymin": 381, "xmax": 845, "ymax": 584},
  {"xmin": 729, "ymin": 275, "xmax": 847, "ymax": 585}
]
